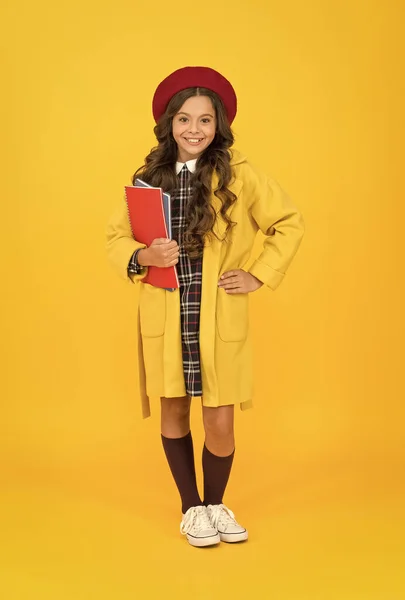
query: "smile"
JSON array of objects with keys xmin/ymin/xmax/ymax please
[{"xmin": 184, "ymin": 138, "xmax": 204, "ymax": 145}]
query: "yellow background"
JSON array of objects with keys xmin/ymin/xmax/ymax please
[{"xmin": 1, "ymin": 0, "xmax": 404, "ymax": 598}]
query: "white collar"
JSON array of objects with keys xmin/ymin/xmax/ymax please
[{"xmin": 175, "ymin": 158, "xmax": 198, "ymax": 175}]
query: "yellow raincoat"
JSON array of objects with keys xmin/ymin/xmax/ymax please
[{"xmin": 106, "ymin": 149, "xmax": 304, "ymax": 418}]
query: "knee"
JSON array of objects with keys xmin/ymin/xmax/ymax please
[
  {"xmin": 203, "ymin": 409, "xmax": 234, "ymax": 440},
  {"xmin": 161, "ymin": 396, "xmax": 191, "ymax": 423}
]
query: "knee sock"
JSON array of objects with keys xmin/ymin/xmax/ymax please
[
  {"xmin": 161, "ymin": 431, "xmax": 202, "ymax": 514},
  {"xmin": 202, "ymin": 443, "xmax": 235, "ymax": 506}
]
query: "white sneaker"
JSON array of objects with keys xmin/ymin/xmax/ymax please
[
  {"xmin": 207, "ymin": 504, "xmax": 248, "ymax": 543},
  {"xmin": 180, "ymin": 506, "xmax": 220, "ymax": 547}
]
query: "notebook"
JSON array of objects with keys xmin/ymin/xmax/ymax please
[
  {"xmin": 124, "ymin": 185, "xmax": 179, "ymax": 291},
  {"xmin": 135, "ymin": 179, "xmax": 172, "ymax": 240}
]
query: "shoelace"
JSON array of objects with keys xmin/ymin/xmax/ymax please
[
  {"xmin": 208, "ymin": 504, "xmax": 237, "ymax": 530},
  {"xmin": 180, "ymin": 506, "xmax": 213, "ymax": 535}
]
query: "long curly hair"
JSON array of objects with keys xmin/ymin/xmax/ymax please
[{"xmin": 132, "ymin": 87, "xmax": 237, "ymax": 258}]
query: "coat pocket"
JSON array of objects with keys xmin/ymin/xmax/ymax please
[
  {"xmin": 216, "ymin": 291, "xmax": 249, "ymax": 342},
  {"xmin": 139, "ymin": 283, "xmax": 166, "ymax": 338}
]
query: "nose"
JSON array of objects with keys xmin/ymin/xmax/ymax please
[{"xmin": 187, "ymin": 120, "xmax": 200, "ymax": 134}]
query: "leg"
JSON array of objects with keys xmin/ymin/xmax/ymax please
[
  {"xmin": 202, "ymin": 404, "xmax": 235, "ymax": 505},
  {"xmin": 202, "ymin": 403, "xmax": 248, "ymax": 543},
  {"xmin": 161, "ymin": 395, "xmax": 191, "ymax": 439},
  {"xmin": 160, "ymin": 396, "xmax": 202, "ymax": 513}
]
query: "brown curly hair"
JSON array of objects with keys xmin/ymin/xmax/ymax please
[{"xmin": 132, "ymin": 87, "xmax": 237, "ymax": 258}]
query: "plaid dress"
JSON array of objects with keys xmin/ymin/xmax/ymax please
[{"xmin": 171, "ymin": 164, "xmax": 203, "ymax": 397}]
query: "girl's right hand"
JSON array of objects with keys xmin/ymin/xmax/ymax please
[{"xmin": 138, "ymin": 238, "xmax": 180, "ymax": 268}]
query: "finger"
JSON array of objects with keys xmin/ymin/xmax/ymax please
[
  {"xmin": 221, "ymin": 282, "xmax": 242, "ymax": 290},
  {"xmin": 165, "ymin": 240, "xmax": 179, "ymax": 250},
  {"xmin": 161, "ymin": 246, "xmax": 179, "ymax": 258},
  {"xmin": 164, "ymin": 253, "xmax": 179, "ymax": 265},
  {"xmin": 225, "ymin": 285, "xmax": 247, "ymax": 294},
  {"xmin": 218, "ymin": 275, "xmax": 240, "ymax": 286},
  {"xmin": 220, "ymin": 270, "xmax": 240, "ymax": 280}
]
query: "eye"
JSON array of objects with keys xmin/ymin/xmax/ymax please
[
  {"xmin": 201, "ymin": 118, "xmax": 211, "ymax": 124},
  {"xmin": 179, "ymin": 117, "xmax": 188, "ymax": 123}
]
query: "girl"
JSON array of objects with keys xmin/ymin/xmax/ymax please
[{"xmin": 106, "ymin": 66, "xmax": 304, "ymax": 547}]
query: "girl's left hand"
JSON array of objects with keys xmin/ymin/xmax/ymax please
[{"xmin": 218, "ymin": 270, "xmax": 263, "ymax": 294}]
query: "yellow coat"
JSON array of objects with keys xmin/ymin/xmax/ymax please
[{"xmin": 106, "ymin": 149, "xmax": 304, "ymax": 418}]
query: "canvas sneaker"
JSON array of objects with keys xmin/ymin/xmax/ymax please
[
  {"xmin": 180, "ymin": 505, "xmax": 220, "ymax": 547},
  {"xmin": 207, "ymin": 504, "xmax": 248, "ymax": 543}
]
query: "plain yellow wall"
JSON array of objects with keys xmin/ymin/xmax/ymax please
[{"xmin": 2, "ymin": 0, "xmax": 404, "ymax": 548}]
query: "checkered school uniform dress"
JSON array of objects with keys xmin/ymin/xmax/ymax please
[{"xmin": 171, "ymin": 163, "xmax": 203, "ymax": 397}]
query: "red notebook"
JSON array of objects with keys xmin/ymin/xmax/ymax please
[{"xmin": 124, "ymin": 186, "xmax": 179, "ymax": 290}]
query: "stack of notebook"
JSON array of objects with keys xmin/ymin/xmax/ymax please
[{"xmin": 124, "ymin": 180, "xmax": 179, "ymax": 291}]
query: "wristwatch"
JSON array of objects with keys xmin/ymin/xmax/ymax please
[{"xmin": 128, "ymin": 248, "xmax": 145, "ymax": 275}]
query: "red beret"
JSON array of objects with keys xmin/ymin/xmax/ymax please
[{"xmin": 152, "ymin": 66, "xmax": 237, "ymax": 124}]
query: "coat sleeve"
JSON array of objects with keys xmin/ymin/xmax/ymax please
[
  {"xmin": 247, "ymin": 171, "xmax": 305, "ymax": 290},
  {"xmin": 105, "ymin": 197, "xmax": 148, "ymax": 284}
]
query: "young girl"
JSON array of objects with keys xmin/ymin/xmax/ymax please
[{"xmin": 106, "ymin": 66, "xmax": 304, "ymax": 547}]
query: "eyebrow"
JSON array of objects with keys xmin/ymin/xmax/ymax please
[{"xmin": 177, "ymin": 111, "xmax": 215, "ymax": 118}]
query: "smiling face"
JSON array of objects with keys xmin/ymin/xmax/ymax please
[{"xmin": 172, "ymin": 95, "xmax": 217, "ymax": 162}]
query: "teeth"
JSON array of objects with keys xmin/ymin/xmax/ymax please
[{"xmin": 186, "ymin": 139, "xmax": 202, "ymax": 143}]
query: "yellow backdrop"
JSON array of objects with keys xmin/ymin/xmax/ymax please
[{"xmin": 1, "ymin": 0, "xmax": 404, "ymax": 598}]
